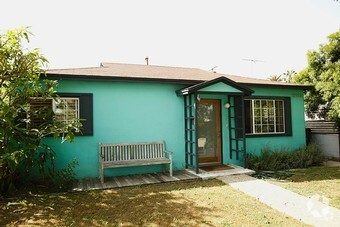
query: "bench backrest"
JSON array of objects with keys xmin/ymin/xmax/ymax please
[{"xmin": 99, "ymin": 141, "xmax": 166, "ymax": 162}]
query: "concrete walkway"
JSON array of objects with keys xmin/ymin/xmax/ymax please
[
  {"xmin": 218, "ymin": 175, "xmax": 340, "ymax": 227},
  {"xmin": 323, "ymin": 160, "xmax": 340, "ymax": 167}
]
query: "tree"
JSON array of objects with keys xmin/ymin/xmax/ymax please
[
  {"xmin": 268, "ymin": 75, "xmax": 283, "ymax": 82},
  {"xmin": 268, "ymin": 70, "xmax": 297, "ymax": 83},
  {"xmin": 281, "ymin": 70, "xmax": 297, "ymax": 83},
  {"xmin": 0, "ymin": 28, "xmax": 79, "ymax": 193},
  {"xmin": 293, "ymin": 30, "xmax": 340, "ymax": 124}
]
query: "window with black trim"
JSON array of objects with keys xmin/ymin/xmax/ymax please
[
  {"xmin": 245, "ymin": 97, "xmax": 291, "ymax": 136},
  {"xmin": 29, "ymin": 93, "xmax": 93, "ymax": 136},
  {"xmin": 53, "ymin": 97, "xmax": 79, "ymax": 127}
]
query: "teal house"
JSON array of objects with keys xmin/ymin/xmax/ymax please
[{"xmin": 44, "ymin": 63, "xmax": 308, "ymax": 179}]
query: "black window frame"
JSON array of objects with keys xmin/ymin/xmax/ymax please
[{"xmin": 244, "ymin": 96, "xmax": 292, "ymax": 137}]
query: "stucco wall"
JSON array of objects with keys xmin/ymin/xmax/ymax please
[
  {"xmin": 44, "ymin": 80, "xmax": 307, "ymax": 179},
  {"xmin": 44, "ymin": 80, "xmax": 185, "ymax": 178},
  {"xmin": 245, "ymin": 86, "xmax": 307, "ymax": 155}
]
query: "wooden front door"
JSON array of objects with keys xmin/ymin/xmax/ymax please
[{"xmin": 197, "ymin": 99, "xmax": 222, "ymax": 164}]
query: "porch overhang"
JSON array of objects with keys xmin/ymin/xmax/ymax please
[{"xmin": 176, "ymin": 76, "xmax": 254, "ymax": 96}]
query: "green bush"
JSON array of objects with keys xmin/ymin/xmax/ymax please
[
  {"xmin": 22, "ymin": 159, "xmax": 79, "ymax": 193},
  {"xmin": 246, "ymin": 144, "xmax": 325, "ymax": 171},
  {"xmin": 0, "ymin": 28, "xmax": 81, "ymax": 194},
  {"xmin": 51, "ymin": 159, "xmax": 78, "ymax": 191}
]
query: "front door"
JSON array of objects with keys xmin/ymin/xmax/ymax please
[{"xmin": 197, "ymin": 99, "xmax": 222, "ymax": 165}]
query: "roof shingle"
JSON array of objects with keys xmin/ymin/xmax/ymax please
[{"xmin": 46, "ymin": 62, "xmax": 307, "ymax": 88}]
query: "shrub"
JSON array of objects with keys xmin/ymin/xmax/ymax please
[
  {"xmin": 292, "ymin": 144, "xmax": 325, "ymax": 168},
  {"xmin": 246, "ymin": 144, "xmax": 325, "ymax": 171},
  {"xmin": 0, "ymin": 28, "xmax": 81, "ymax": 194},
  {"xmin": 52, "ymin": 159, "xmax": 78, "ymax": 191},
  {"xmin": 24, "ymin": 159, "xmax": 78, "ymax": 193}
]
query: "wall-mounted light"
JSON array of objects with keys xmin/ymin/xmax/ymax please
[
  {"xmin": 224, "ymin": 103, "xmax": 231, "ymax": 109},
  {"xmin": 197, "ymin": 95, "xmax": 201, "ymax": 101}
]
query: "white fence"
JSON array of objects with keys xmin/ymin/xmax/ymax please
[{"xmin": 306, "ymin": 121, "xmax": 340, "ymax": 159}]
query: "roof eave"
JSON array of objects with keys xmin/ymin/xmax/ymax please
[
  {"xmin": 46, "ymin": 73, "xmax": 312, "ymax": 90},
  {"xmin": 241, "ymin": 82, "xmax": 313, "ymax": 90},
  {"xmin": 45, "ymin": 73, "xmax": 200, "ymax": 85}
]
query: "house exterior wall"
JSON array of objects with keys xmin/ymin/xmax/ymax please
[
  {"xmin": 44, "ymin": 80, "xmax": 185, "ymax": 178},
  {"xmin": 44, "ymin": 79, "xmax": 307, "ymax": 179},
  {"xmin": 245, "ymin": 86, "xmax": 306, "ymax": 156},
  {"xmin": 198, "ymin": 86, "xmax": 306, "ymax": 167}
]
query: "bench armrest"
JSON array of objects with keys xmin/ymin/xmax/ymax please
[
  {"xmin": 164, "ymin": 150, "xmax": 173, "ymax": 159},
  {"xmin": 99, "ymin": 152, "xmax": 104, "ymax": 160}
]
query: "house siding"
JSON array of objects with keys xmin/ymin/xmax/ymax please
[{"xmin": 44, "ymin": 79, "xmax": 306, "ymax": 179}]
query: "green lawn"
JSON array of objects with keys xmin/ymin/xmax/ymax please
[
  {"xmin": 0, "ymin": 179, "xmax": 307, "ymax": 226},
  {"xmin": 266, "ymin": 166, "xmax": 340, "ymax": 209}
]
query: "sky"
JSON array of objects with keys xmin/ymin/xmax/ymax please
[{"xmin": 1, "ymin": 0, "xmax": 340, "ymax": 79}]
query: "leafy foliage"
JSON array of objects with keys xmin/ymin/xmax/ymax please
[
  {"xmin": 0, "ymin": 28, "xmax": 80, "ymax": 193},
  {"xmin": 246, "ymin": 144, "xmax": 325, "ymax": 171},
  {"xmin": 268, "ymin": 70, "xmax": 297, "ymax": 83},
  {"xmin": 293, "ymin": 30, "xmax": 340, "ymax": 124}
]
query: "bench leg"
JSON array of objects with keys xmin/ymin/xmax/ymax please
[
  {"xmin": 100, "ymin": 166, "xmax": 104, "ymax": 184},
  {"xmin": 169, "ymin": 163, "xmax": 173, "ymax": 177}
]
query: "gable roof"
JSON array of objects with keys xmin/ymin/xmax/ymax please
[
  {"xmin": 176, "ymin": 76, "xmax": 254, "ymax": 96},
  {"xmin": 46, "ymin": 62, "xmax": 309, "ymax": 89}
]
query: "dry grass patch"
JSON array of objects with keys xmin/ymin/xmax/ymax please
[
  {"xmin": 266, "ymin": 166, "xmax": 340, "ymax": 209},
  {"xmin": 0, "ymin": 179, "xmax": 306, "ymax": 226}
]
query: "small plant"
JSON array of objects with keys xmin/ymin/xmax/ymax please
[
  {"xmin": 28, "ymin": 159, "xmax": 79, "ymax": 193},
  {"xmin": 246, "ymin": 144, "xmax": 325, "ymax": 171},
  {"xmin": 52, "ymin": 159, "xmax": 78, "ymax": 191}
]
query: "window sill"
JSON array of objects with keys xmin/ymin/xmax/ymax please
[{"xmin": 245, "ymin": 132, "xmax": 292, "ymax": 138}]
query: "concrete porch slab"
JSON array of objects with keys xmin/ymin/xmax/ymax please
[{"xmin": 186, "ymin": 165, "xmax": 255, "ymax": 179}]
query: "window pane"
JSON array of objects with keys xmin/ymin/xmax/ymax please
[
  {"xmin": 254, "ymin": 108, "xmax": 261, "ymax": 117},
  {"xmin": 262, "ymin": 116, "xmax": 268, "ymax": 124},
  {"xmin": 254, "ymin": 100, "xmax": 261, "ymax": 108},
  {"xmin": 268, "ymin": 100, "xmax": 274, "ymax": 108},
  {"xmin": 262, "ymin": 125, "xmax": 268, "ymax": 132},
  {"xmin": 255, "ymin": 125, "xmax": 262, "ymax": 133},
  {"xmin": 255, "ymin": 117, "xmax": 261, "ymax": 124},
  {"xmin": 54, "ymin": 98, "xmax": 79, "ymax": 127},
  {"xmin": 245, "ymin": 99, "xmax": 285, "ymax": 135},
  {"xmin": 277, "ymin": 124, "xmax": 284, "ymax": 132},
  {"xmin": 29, "ymin": 98, "xmax": 53, "ymax": 128}
]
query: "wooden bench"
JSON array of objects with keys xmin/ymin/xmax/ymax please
[{"xmin": 99, "ymin": 141, "xmax": 173, "ymax": 183}]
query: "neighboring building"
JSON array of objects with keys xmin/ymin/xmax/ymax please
[{"xmin": 42, "ymin": 63, "xmax": 309, "ymax": 179}]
